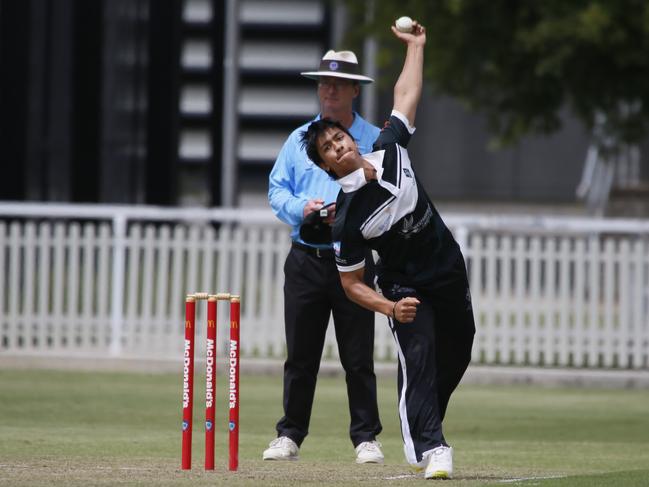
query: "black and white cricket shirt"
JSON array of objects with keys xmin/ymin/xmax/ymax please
[{"xmin": 332, "ymin": 110, "xmax": 463, "ymax": 289}]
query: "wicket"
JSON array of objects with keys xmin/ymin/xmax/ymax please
[{"xmin": 181, "ymin": 292, "xmax": 240, "ymax": 471}]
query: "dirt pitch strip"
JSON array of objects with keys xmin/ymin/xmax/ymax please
[{"xmin": 0, "ymin": 459, "xmax": 569, "ymax": 487}]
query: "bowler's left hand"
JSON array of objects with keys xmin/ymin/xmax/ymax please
[
  {"xmin": 394, "ymin": 297, "xmax": 420, "ymax": 323},
  {"xmin": 323, "ymin": 204, "xmax": 336, "ymax": 225}
]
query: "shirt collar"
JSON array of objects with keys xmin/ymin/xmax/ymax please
[{"xmin": 336, "ymin": 150, "xmax": 385, "ymax": 193}]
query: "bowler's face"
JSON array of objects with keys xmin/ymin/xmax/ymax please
[{"xmin": 316, "ymin": 128, "xmax": 359, "ymax": 178}]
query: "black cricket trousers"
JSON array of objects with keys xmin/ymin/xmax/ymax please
[
  {"xmin": 276, "ymin": 244, "xmax": 382, "ymax": 447},
  {"xmin": 381, "ymin": 266, "xmax": 475, "ymax": 466}
]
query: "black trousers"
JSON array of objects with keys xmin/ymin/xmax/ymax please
[
  {"xmin": 380, "ymin": 261, "xmax": 475, "ymax": 465},
  {"xmin": 276, "ymin": 244, "xmax": 382, "ymax": 447}
]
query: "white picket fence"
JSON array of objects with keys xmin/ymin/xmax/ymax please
[{"xmin": 1, "ymin": 202, "xmax": 648, "ymax": 369}]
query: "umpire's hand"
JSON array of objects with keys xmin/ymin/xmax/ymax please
[{"xmin": 303, "ymin": 199, "xmax": 325, "ymax": 218}]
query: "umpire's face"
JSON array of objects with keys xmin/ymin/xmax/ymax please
[
  {"xmin": 317, "ymin": 77, "xmax": 359, "ymax": 118},
  {"xmin": 315, "ymin": 127, "xmax": 360, "ymax": 178}
]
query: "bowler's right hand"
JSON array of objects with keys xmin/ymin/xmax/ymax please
[{"xmin": 391, "ymin": 20, "xmax": 426, "ymax": 46}]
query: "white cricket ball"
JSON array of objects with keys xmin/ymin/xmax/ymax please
[{"xmin": 395, "ymin": 16, "xmax": 413, "ymax": 33}]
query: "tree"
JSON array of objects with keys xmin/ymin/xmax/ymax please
[{"xmin": 343, "ymin": 0, "xmax": 649, "ymax": 150}]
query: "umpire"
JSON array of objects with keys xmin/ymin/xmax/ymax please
[{"xmin": 264, "ymin": 50, "xmax": 383, "ymax": 463}]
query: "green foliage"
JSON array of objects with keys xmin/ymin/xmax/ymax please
[{"xmin": 342, "ymin": 0, "xmax": 649, "ymax": 147}]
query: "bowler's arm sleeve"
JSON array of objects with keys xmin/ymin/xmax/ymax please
[
  {"xmin": 373, "ymin": 110, "xmax": 416, "ymax": 150},
  {"xmin": 334, "ymin": 226, "xmax": 366, "ymax": 273}
]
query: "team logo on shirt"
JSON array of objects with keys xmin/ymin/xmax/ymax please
[
  {"xmin": 398, "ymin": 204, "xmax": 433, "ymax": 238},
  {"xmin": 333, "ymin": 241, "xmax": 341, "ymax": 256},
  {"xmin": 401, "ymin": 215, "xmax": 415, "ymax": 234},
  {"xmin": 403, "ymin": 168, "xmax": 412, "ymax": 178}
]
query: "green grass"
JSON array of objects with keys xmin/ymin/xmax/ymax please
[{"xmin": 0, "ymin": 368, "xmax": 648, "ymax": 486}]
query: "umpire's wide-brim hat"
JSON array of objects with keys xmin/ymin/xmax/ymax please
[{"xmin": 301, "ymin": 50, "xmax": 374, "ymax": 84}]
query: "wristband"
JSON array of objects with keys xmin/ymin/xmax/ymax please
[{"xmin": 392, "ymin": 301, "xmax": 398, "ymax": 320}]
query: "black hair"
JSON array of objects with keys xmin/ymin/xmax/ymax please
[{"xmin": 300, "ymin": 118, "xmax": 354, "ymax": 179}]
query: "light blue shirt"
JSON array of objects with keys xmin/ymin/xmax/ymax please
[{"xmin": 268, "ymin": 112, "xmax": 380, "ymax": 247}]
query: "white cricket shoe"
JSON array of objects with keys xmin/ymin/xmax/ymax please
[
  {"xmin": 262, "ymin": 436, "xmax": 299, "ymax": 461},
  {"xmin": 355, "ymin": 440, "xmax": 384, "ymax": 464},
  {"xmin": 424, "ymin": 445, "xmax": 453, "ymax": 479}
]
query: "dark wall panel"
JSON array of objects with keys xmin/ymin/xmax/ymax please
[
  {"xmin": 71, "ymin": 0, "xmax": 102, "ymax": 202},
  {"xmin": 0, "ymin": 0, "xmax": 29, "ymax": 200},
  {"xmin": 145, "ymin": 0, "xmax": 182, "ymax": 206},
  {"xmin": 99, "ymin": 0, "xmax": 149, "ymax": 204}
]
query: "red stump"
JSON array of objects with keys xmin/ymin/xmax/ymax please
[
  {"xmin": 228, "ymin": 297, "xmax": 240, "ymax": 471},
  {"xmin": 181, "ymin": 297, "xmax": 196, "ymax": 470}
]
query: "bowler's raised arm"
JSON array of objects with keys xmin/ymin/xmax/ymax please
[{"xmin": 391, "ymin": 21, "xmax": 426, "ymax": 125}]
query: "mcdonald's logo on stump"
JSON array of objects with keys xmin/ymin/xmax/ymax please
[{"xmin": 182, "ymin": 293, "xmax": 240, "ymax": 472}]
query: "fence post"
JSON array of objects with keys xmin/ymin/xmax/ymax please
[
  {"xmin": 110, "ymin": 213, "xmax": 127, "ymax": 356},
  {"xmin": 455, "ymin": 224, "xmax": 469, "ymax": 256}
]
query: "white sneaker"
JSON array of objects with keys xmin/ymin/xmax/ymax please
[
  {"xmin": 262, "ymin": 436, "xmax": 299, "ymax": 461},
  {"xmin": 424, "ymin": 445, "xmax": 453, "ymax": 479},
  {"xmin": 355, "ymin": 440, "xmax": 384, "ymax": 464}
]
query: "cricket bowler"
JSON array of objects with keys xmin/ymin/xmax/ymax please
[{"xmin": 300, "ymin": 20, "xmax": 475, "ymax": 479}]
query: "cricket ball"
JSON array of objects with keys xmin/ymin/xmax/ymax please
[{"xmin": 395, "ymin": 16, "xmax": 413, "ymax": 33}]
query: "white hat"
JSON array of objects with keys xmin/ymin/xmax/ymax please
[{"xmin": 301, "ymin": 50, "xmax": 374, "ymax": 84}]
